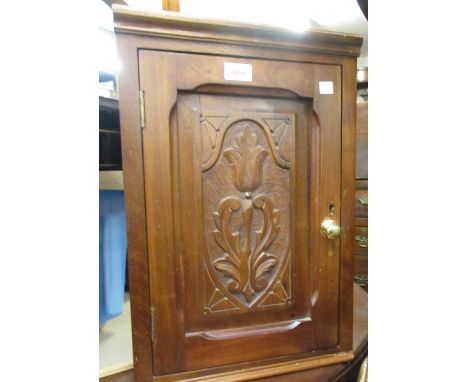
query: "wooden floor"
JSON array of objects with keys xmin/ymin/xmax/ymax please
[{"xmin": 100, "ymin": 284, "xmax": 368, "ymax": 382}]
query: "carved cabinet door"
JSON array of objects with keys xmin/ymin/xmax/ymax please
[{"xmin": 139, "ymin": 50, "xmax": 345, "ymax": 376}]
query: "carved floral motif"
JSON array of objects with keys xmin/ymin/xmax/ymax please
[
  {"xmin": 211, "ymin": 125, "xmax": 281, "ymax": 303},
  {"xmin": 223, "ymin": 125, "xmax": 268, "ymax": 193}
]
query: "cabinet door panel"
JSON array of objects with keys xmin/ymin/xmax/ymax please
[
  {"xmin": 177, "ymin": 93, "xmax": 313, "ymax": 370},
  {"xmin": 138, "ymin": 50, "xmax": 342, "ymax": 375}
]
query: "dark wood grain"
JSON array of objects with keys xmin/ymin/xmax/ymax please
[
  {"xmin": 100, "ymin": 285, "xmax": 367, "ymax": 382},
  {"xmin": 113, "ymin": 7, "xmax": 362, "ymax": 381},
  {"xmin": 338, "ymin": 57, "xmax": 359, "ymax": 353},
  {"xmin": 312, "ymin": 62, "xmax": 344, "ymax": 349},
  {"xmin": 138, "ymin": 51, "xmax": 347, "ymax": 375},
  {"xmin": 115, "ymin": 33, "xmax": 153, "ymax": 382}
]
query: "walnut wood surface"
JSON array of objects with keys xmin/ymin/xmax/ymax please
[
  {"xmin": 139, "ymin": 50, "xmax": 345, "ymax": 376},
  {"xmin": 100, "ymin": 285, "xmax": 367, "ymax": 382},
  {"xmin": 113, "ymin": 8, "xmax": 362, "ymax": 382},
  {"xmin": 115, "ymin": 35, "xmax": 153, "ymax": 382},
  {"xmin": 339, "ymin": 56, "xmax": 358, "ymax": 353}
]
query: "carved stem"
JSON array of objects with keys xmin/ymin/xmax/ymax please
[
  {"xmin": 241, "ymin": 199, "xmax": 253, "ymax": 254},
  {"xmin": 240, "ymin": 198, "xmax": 255, "ymax": 302}
]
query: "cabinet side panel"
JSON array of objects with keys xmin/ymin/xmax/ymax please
[
  {"xmin": 339, "ymin": 57, "xmax": 358, "ymax": 351},
  {"xmin": 139, "ymin": 50, "xmax": 186, "ymax": 375},
  {"xmin": 115, "ymin": 34, "xmax": 153, "ymax": 382}
]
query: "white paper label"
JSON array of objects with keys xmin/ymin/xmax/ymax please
[
  {"xmin": 319, "ymin": 81, "xmax": 334, "ymax": 95},
  {"xmin": 224, "ymin": 62, "xmax": 252, "ymax": 82}
]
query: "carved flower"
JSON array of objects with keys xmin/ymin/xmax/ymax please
[{"xmin": 223, "ymin": 125, "xmax": 268, "ymax": 193}]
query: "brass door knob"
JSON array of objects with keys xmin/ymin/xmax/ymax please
[{"xmin": 321, "ymin": 217, "xmax": 341, "ymax": 239}]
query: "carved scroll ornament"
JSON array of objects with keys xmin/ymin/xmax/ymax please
[
  {"xmin": 213, "ymin": 195, "xmax": 280, "ymax": 302},
  {"xmin": 210, "ymin": 125, "xmax": 281, "ymax": 304}
]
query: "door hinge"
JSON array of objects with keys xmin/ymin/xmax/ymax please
[
  {"xmin": 150, "ymin": 305, "xmax": 156, "ymax": 342},
  {"xmin": 139, "ymin": 89, "xmax": 146, "ymax": 129}
]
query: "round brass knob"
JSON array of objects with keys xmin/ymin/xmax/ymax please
[{"xmin": 321, "ymin": 217, "xmax": 341, "ymax": 239}]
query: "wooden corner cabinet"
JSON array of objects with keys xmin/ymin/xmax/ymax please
[{"xmin": 113, "ymin": 6, "xmax": 362, "ymax": 382}]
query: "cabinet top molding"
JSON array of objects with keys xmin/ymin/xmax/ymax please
[{"xmin": 112, "ymin": 5, "xmax": 363, "ymax": 57}]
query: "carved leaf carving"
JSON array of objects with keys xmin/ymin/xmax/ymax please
[
  {"xmin": 253, "ymin": 196, "xmax": 280, "ymax": 251},
  {"xmin": 214, "ymin": 260, "xmax": 240, "ymax": 284},
  {"xmin": 212, "ymin": 193, "xmax": 280, "ymax": 303},
  {"xmin": 254, "ymin": 254, "xmax": 278, "ymax": 282},
  {"xmin": 212, "ymin": 198, "xmax": 242, "ymax": 293},
  {"xmin": 250, "ymin": 195, "xmax": 280, "ymax": 291}
]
